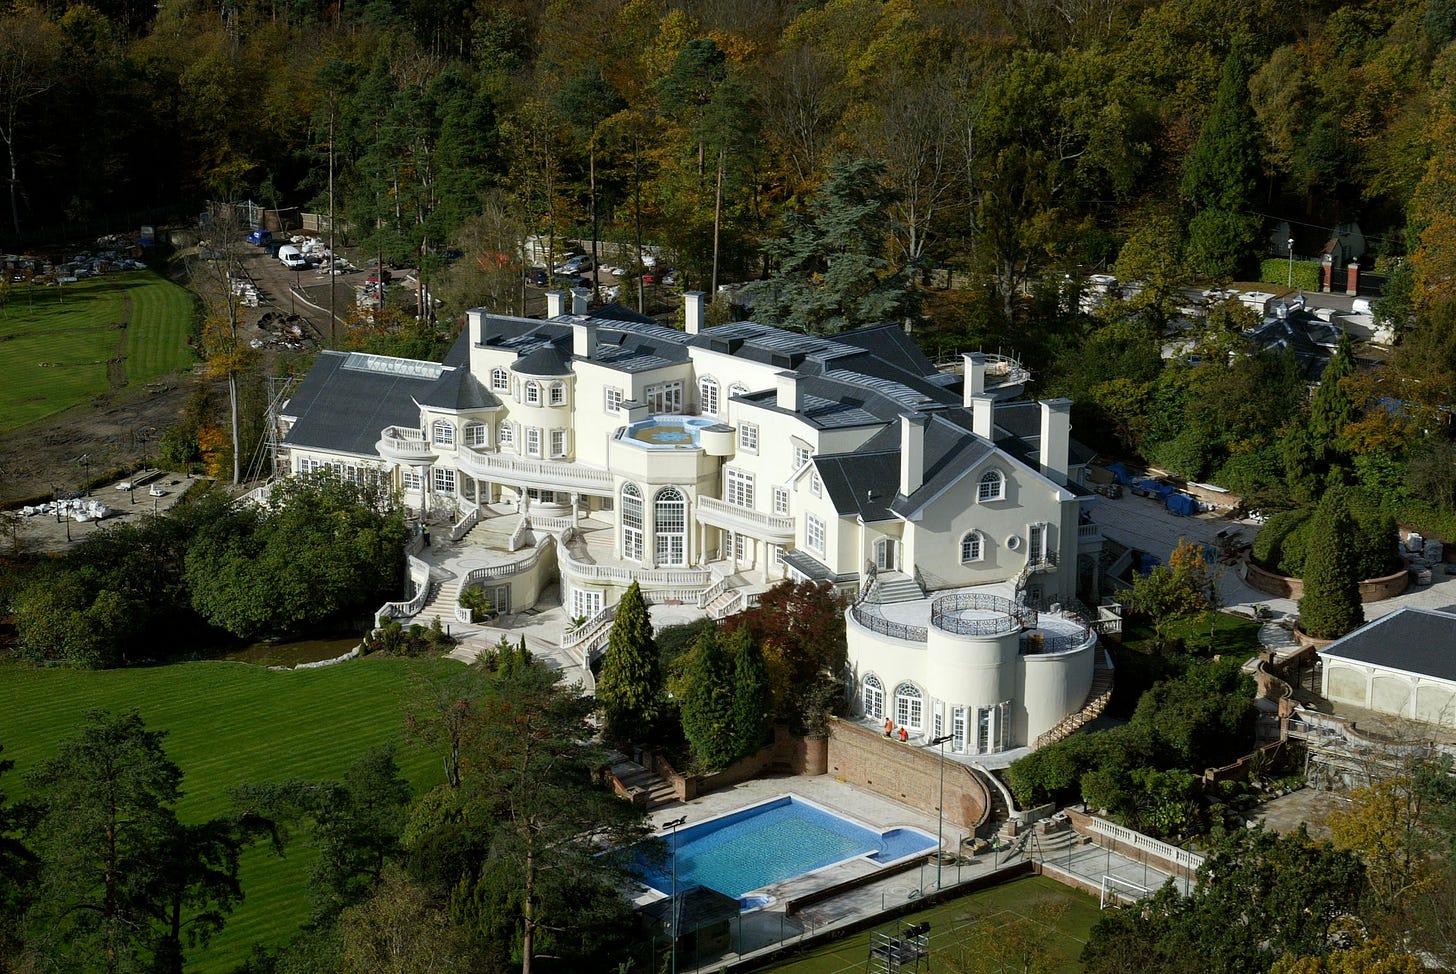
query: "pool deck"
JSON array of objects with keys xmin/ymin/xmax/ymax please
[{"xmin": 643, "ymin": 776, "xmax": 1184, "ymax": 971}]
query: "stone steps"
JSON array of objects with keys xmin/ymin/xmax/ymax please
[{"xmin": 871, "ymin": 571, "xmax": 923, "ymax": 604}]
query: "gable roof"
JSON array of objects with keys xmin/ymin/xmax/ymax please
[
  {"xmin": 814, "ymin": 451, "xmax": 901, "ymax": 521},
  {"xmin": 1321, "ymin": 607, "xmax": 1456, "ymax": 684},
  {"xmin": 281, "ymin": 351, "xmax": 438, "ymax": 456}
]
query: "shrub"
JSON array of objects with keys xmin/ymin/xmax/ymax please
[
  {"xmin": 1258, "ymin": 257, "xmax": 1322, "ymax": 291},
  {"xmin": 1251, "ymin": 507, "xmax": 1314, "ymax": 576}
]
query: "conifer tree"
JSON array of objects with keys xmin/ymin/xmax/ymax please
[
  {"xmin": 1299, "ymin": 488, "xmax": 1366, "ymax": 639},
  {"xmin": 596, "ymin": 581, "xmax": 663, "ymax": 745},
  {"xmin": 679, "ymin": 628, "xmax": 737, "ymax": 771},
  {"xmin": 728, "ymin": 629, "xmax": 772, "ymax": 759}
]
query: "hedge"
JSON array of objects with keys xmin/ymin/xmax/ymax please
[{"xmin": 1258, "ymin": 258, "xmax": 1322, "ymax": 292}]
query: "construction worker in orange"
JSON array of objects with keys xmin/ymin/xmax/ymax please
[
  {"xmin": 884, "ymin": 718, "xmax": 894, "ymax": 738},
  {"xmin": 898, "ymin": 727, "xmax": 908, "ymax": 743}
]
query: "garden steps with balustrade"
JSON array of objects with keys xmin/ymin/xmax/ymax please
[
  {"xmin": 870, "ymin": 571, "xmax": 924, "ymax": 604},
  {"xmin": 1033, "ymin": 644, "xmax": 1115, "ymax": 748}
]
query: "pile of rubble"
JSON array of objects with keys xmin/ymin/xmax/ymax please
[
  {"xmin": 289, "ymin": 235, "xmax": 357, "ymax": 275},
  {"xmin": 250, "ymin": 310, "xmax": 315, "ymax": 350},
  {"xmin": 19, "ymin": 497, "xmax": 114, "ymax": 521},
  {"xmin": 230, "ymin": 272, "xmax": 262, "ymax": 307}
]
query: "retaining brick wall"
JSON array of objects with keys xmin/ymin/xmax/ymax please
[
  {"xmin": 825, "ymin": 718, "xmax": 989, "ymax": 830},
  {"xmin": 1243, "ymin": 561, "xmax": 1411, "ymax": 603}
]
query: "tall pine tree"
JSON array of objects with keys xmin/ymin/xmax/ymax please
[
  {"xmin": 679, "ymin": 628, "xmax": 737, "ymax": 771},
  {"xmin": 728, "ymin": 629, "xmax": 772, "ymax": 759},
  {"xmin": 1299, "ymin": 488, "xmax": 1366, "ymax": 639},
  {"xmin": 1181, "ymin": 48, "xmax": 1262, "ymax": 278},
  {"xmin": 596, "ymin": 581, "xmax": 663, "ymax": 745}
]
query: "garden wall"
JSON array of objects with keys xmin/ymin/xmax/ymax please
[
  {"xmin": 645, "ymin": 725, "xmax": 829, "ymax": 802},
  {"xmin": 1241, "ymin": 560, "xmax": 1410, "ymax": 603},
  {"xmin": 825, "ymin": 718, "xmax": 990, "ymax": 831}
]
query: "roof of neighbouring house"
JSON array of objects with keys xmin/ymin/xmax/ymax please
[{"xmin": 1320, "ymin": 607, "xmax": 1456, "ymax": 684}]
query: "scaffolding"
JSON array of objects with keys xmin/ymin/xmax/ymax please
[{"xmin": 865, "ymin": 921, "xmax": 931, "ymax": 974}]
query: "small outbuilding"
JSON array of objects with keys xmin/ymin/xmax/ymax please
[{"xmin": 1320, "ymin": 607, "xmax": 1456, "ymax": 730}]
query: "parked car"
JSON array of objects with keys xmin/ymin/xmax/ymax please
[
  {"xmin": 641, "ymin": 269, "xmax": 661, "ymax": 286},
  {"xmin": 247, "ymin": 229, "xmax": 272, "ymax": 246},
  {"xmin": 366, "ymin": 268, "xmax": 393, "ymax": 284},
  {"xmin": 525, "ymin": 267, "xmax": 549, "ymax": 287},
  {"xmin": 554, "ymin": 254, "xmax": 592, "ymax": 274}
]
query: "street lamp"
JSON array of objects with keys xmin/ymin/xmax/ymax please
[
  {"xmin": 1287, "ymin": 237, "xmax": 1295, "ymax": 289},
  {"xmin": 661, "ymin": 816, "xmax": 687, "ymax": 974},
  {"xmin": 930, "ymin": 734, "xmax": 953, "ymax": 890}
]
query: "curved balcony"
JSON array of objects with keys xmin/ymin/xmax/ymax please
[
  {"xmin": 695, "ymin": 495, "xmax": 796, "ymax": 543},
  {"xmin": 458, "ymin": 445, "xmax": 613, "ymax": 495},
  {"xmin": 376, "ymin": 426, "xmax": 436, "ymax": 463},
  {"xmin": 929, "ymin": 593, "xmax": 1036, "ymax": 637},
  {"xmin": 558, "ymin": 543, "xmax": 711, "ymax": 589}
]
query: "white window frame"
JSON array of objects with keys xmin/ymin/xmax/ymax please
[
  {"xmin": 622, "ymin": 483, "xmax": 644, "ymax": 561},
  {"xmin": 725, "ymin": 468, "xmax": 754, "ymax": 508},
  {"xmin": 490, "ymin": 367, "xmax": 509, "ymax": 392},
  {"xmin": 499, "ymin": 422, "xmax": 514, "ymax": 450},
  {"xmin": 810, "ymin": 470, "xmax": 822, "ymax": 496},
  {"xmin": 699, "ymin": 376, "xmax": 720, "ymax": 416},
  {"xmin": 432, "ymin": 467, "xmax": 456, "ymax": 494},
  {"xmin": 960, "ymin": 531, "xmax": 983, "ymax": 563},
  {"xmin": 464, "ymin": 422, "xmax": 488, "ymax": 448},
  {"xmin": 572, "ymin": 587, "xmax": 603, "ymax": 620},
  {"xmin": 862, "ymin": 674, "xmax": 885, "ymax": 720},
  {"xmin": 525, "ymin": 427, "xmax": 542, "ymax": 457},
  {"xmin": 401, "ymin": 470, "xmax": 422, "ymax": 492},
  {"xmin": 646, "ymin": 381, "xmax": 683, "ymax": 414},
  {"xmin": 793, "ymin": 445, "xmax": 812, "ymax": 470},
  {"xmin": 806, "ymin": 514, "xmax": 825, "ymax": 556},
  {"xmin": 549, "ymin": 383, "xmax": 566, "ymax": 406},
  {"xmin": 772, "ymin": 487, "xmax": 789, "ymax": 516},
  {"xmin": 605, "ymin": 386, "xmax": 623, "ymax": 413},
  {"xmin": 550, "ymin": 429, "xmax": 567, "ymax": 458},
  {"xmin": 525, "ymin": 381, "xmax": 542, "ymax": 406},
  {"xmin": 729, "ymin": 382, "xmax": 749, "ymax": 400},
  {"xmin": 739, "ymin": 422, "xmax": 758, "ymax": 453},
  {"xmin": 978, "ymin": 469, "xmax": 1004, "ymax": 502},
  {"xmin": 653, "ymin": 486, "xmax": 687, "ymax": 566},
  {"xmin": 431, "ymin": 420, "xmax": 455, "ymax": 447},
  {"xmin": 895, "ymin": 683, "xmax": 923, "ymax": 731}
]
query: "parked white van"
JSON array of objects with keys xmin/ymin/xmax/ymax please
[{"xmin": 278, "ymin": 245, "xmax": 307, "ymax": 269}]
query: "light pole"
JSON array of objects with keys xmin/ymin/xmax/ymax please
[
  {"xmin": 661, "ymin": 816, "xmax": 687, "ymax": 974},
  {"xmin": 1287, "ymin": 237, "xmax": 1295, "ymax": 289},
  {"xmin": 930, "ymin": 733, "xmax": 953, "ymax": 890}
]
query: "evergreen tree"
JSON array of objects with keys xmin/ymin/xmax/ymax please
[
  {"xmin": 679, "ymin": 628, "xmax": 737, "ymax": 771},
  {"xmin": 596, "ymin": 581, "xmax": 663, "ymax": 745},
  {"xmin": 1299, "ymin": 488, "xmax": 1366, "ymax": 639},
  {"xmin": 750, "ymin": 158, "xmax": 919, "ymax": 334},
  {"xmin": 728, "ymin": 629, "xmax": 772, "ymax": 760},
  {"xmin": 1181, "ymin": 49, "xmax": 1261, "ymax": 278}
]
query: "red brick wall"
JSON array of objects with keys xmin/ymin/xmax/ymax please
[{"xmin": 825, "ymin": 718, "xmax": 989, "ymax": 830}]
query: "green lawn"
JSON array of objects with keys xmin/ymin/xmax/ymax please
[
  {"xmin": 1121, "ymin": 610, "xmax": 1262, "ymax": 657},
  {"xmin": 0, "ymin": 656, "xmax": 457, "ymax": 972},
  {"xmin": 0, "ymin": 271, "xmax": 197, "ymax": 431},
  {"xmin": 759, "ymin": 875, "xmax": 1101, "ymax": 974}
]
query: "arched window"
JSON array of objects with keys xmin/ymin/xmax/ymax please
[
  {"xmin": 862, "ymin": 674, "xmax": 885, "ymax": 720},
  {"xmin": 653, "ymin": 486, "xmax": 686, "ymax": 566},
  {"xmin": 960, "ymin": 531, "xmax": 983, "ymax": 563},
  {"xmin": 978, "ymin": 469, "xmax": 1004, "ymax": 502},
  {"xmin": 894, "ymin": 682, "xmax": 923, "ymax": 731},
  {"xmin": 549, "ymin": 383, "xmax": 566, "ymax": 406},
  {"xmin": 729, "ymin": 382, "xmax": 749, "ymax": 399},
  {"xmin": 524, "ymin": 381, "xmax": 541, "ymax": 405},
  {"xmin": 490, "ymin": 368, "xmax": 509, "ymax": 392},
  {"xmin": 431, "ymin": 420, "xmax": 455, "ymax": 447},
  {"xmin": 621, "ymin": 483, "xmax": 644, "ymax": 561},
  {"xmin": 499, "ymin": 422, "xmax": 515, "ymax": 450},
  {"xmin": 699, "ymin": 376, "xmax": 720, "ymax": 416}
]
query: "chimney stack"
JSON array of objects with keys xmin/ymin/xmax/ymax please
[
  {"xmin": 545, "ymin": 290, "xmax": 565, "ymax": 318},
  {"xmin": 962, "ymin": 352, "xmax": 987, "ymax": 405},
  {"xmin": 776, "ymin": 372, "xmax": 805, "ymax": 413},
  {"xmin": 571, "ymin": 288, "xmax": 590, "ymax": 316},
  {"xmin": 468, "ymin": 309, "xmax": 487, "ymax": 346},
  {"xmin": 1039, "ymin": 398, "xmax": 1073, "ymax": 481},
  {"xmin": 971, "ymin": 395, "xmax": 995, "ymax": 440},
  {"xmin": 572, "ymin": 321, "xmax": 597, "ymax": 359},
  {"xmin": 684, "ymin": 291, "xmax": 705, "ymax": 335},
  {"xmin": 899, "ymin": 413, "xmax": 927, "ymax": 496}
]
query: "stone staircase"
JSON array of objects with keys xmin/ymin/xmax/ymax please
[
  {"xmin": 1034, "ymin": 644, "xmax": 1115, "ymax": 748},
  {"xmin": 704, "ymin": 587, "xmax": 742, "ymax": 618},
  {"xmin": 609, "ymin": 756, "xmax": 681, "ymax": 811},
  {"xmin": 411, "ymin": 575, "xmax": 461, "ymax": 630},
  {"xmin": 463, "ymin": 513, "xmax": 522, "ymax": 552},
  {"xmin": 870, "ymin": 571, "xmax": 924, "ymax": 604}
]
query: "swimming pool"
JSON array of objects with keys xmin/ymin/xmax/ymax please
[
  {"xmin": 633, "ymin": 795, "xmax": 937, "ymax": 900},
  {"xmin": 619, "ymin": 414, "xmax": 716, "ymax": 448}
]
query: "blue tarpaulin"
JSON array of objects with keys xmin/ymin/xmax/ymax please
[
  {"xmin": 1134, "ymin": 479, "xmax": 1176, "ymax": 499},
  {"xmin": 1136, "ymin": 553, "xmax": 1162, "ymax": 575},
  {"xmin": 1165, "ymin": 493, "xmax": 1198, "ymax": 516},
  {"xmin": 1104, "ymin": 462, "xmax": 1134, "ymax": 485}
]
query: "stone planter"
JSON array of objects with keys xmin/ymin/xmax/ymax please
[{"xmin": 1243, "ymin": 561, "xmax": 1411, "ymax": 604}]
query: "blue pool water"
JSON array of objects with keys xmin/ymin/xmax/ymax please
[{"xmin": 634, "ymin": 796, "xmax": 936, "ymax": 899}]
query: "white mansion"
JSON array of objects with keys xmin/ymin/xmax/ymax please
[{"xmin": 278, "ymin": 292, "xmax": 1112, "ymax": 756}]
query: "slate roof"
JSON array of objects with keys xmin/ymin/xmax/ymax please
[
  {"xmin": 1321, "ymin": 607, "xmax": 1456, "ymax": 684},
  {"xmin": 815, "ymin": 451, "xmax": 900, "ymax": 521},
  {"xmin": 415, "ymin": 365, "xmax": 499, "ymax": 411},
  {"xmin": 512, "ymin": 345, "xmax": 573, "ymax": 376},
  {"xmin": 281, "ymin": 351, "xmax": 437, "ymax": 456},
  {"xmin": 890, "ymin": 411, "xmax": 999, "ymax": 519},
  {"xmin": 1244, "ymin": 310, "xmax": 1345, "ymax": 383}
]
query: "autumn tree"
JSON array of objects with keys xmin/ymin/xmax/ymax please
[
  {"xmin": 596, "ymin": 581, "xmax": 664, "ymax": 745},
  {"xmin": 337, "ymin": 867, "xmax": 484, "ymax": 973},
  {"xmin": 404, "ymin": 663, "xmax": 487, "ymax": 789},
  {"xmin": 720, "ymin": 579, "xmax": 847, "ymax": 732}
]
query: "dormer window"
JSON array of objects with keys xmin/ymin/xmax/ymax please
[{"xmin": 978, "ymin": 469, "xmax": 1004, "ymax": 502}]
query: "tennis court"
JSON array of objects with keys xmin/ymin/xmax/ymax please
[{"xmin": 759, "ymin": 874, "xmax": 1101, "ymax": 974}]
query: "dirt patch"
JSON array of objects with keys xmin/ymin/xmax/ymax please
[{"xmin": 1252, "ymin": 787, "xmax": 1352, "ymax": 841}]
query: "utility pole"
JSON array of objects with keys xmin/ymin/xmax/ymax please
[{"xmin": 662, "ymin": 816, "xmax": 687, "ymax": 974}]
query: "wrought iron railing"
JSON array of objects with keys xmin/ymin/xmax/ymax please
[
  {"xmin": 929, "ymin": 592, "xmax": 1035, "ymax": 636},
  {"xmin": 849, "ymin": 603, "xmax": 928, "ymax": 642}
]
